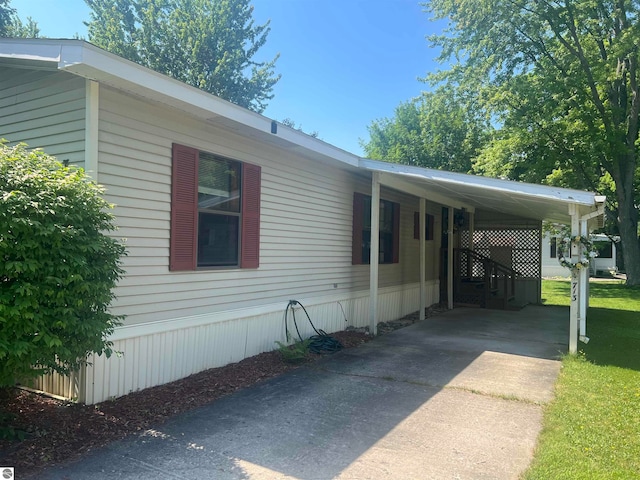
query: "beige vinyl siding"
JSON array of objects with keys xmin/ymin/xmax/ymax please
[
  {"xmin": 98, "ymin": 86, "xmax": 440, "ymax": 327},
  {"xmin": 0, "ymin": 68, "xmax": 86, "ymax": 166}
]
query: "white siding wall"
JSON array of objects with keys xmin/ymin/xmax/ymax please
[
  {"xmin": 0, "ymin": 68, "xmax": 86, "ymax": 167},
  {"xmin": 541, "ymin": 234, "xmax": 617, "ymax": 277},
  {"xmin": 541, "ymin": 235, "xmax": 569, "ymax": 277}
]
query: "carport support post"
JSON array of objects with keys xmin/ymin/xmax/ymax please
[
  {"xmin": 419, "ymin": 197, "xmax": 426, "ymax": 321},
  {"xmin": 369, "ymin": 173, "xmax": 381, "ymax": 336},
  {"xmin": 569, "ymin": 206, "xmax": 580, "ymax": 354},
  {"xmin": 448, "ymin": 206, "xmax": 454, "ymax": 310}
]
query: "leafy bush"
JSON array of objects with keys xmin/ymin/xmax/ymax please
[
  {"xmin": 0, "ymin": 142, "xmax": 126, "ymax": 388},
  {"xmin": 275, "ymin": 339, "xmax": 311, "ymax": 364}
]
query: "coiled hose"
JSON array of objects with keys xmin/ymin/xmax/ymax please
[{"xmin": 284, "ymin": 300, "xmax": 343, "ymax": 354}]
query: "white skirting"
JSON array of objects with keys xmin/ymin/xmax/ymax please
[{"xmin": 31, "ymin": 281, "xmax": 439, "ymax": 404}]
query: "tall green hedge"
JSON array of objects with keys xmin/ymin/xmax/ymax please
[{"xmin": 0, "ymin": 143, "xmax": 126, "ymax": 388}]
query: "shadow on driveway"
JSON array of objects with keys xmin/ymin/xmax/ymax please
[{"xmin": 40, "ymin": 305, "xmax": 568, "ymax": 480}]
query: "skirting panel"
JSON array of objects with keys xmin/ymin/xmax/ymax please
[{"xmin": 32, "ymin": 281, "xmax": 439, "ymax": 404}]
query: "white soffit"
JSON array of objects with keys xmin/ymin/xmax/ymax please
[{"xmin": 360, "ymin": 159, "xmax": 600, "ymax": 224}]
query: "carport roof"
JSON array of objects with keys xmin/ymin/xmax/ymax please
[
  {"xmin": 0, "ymin": 38, "xmax": 605, "ymax": 226},
  {"xmin": 359, "ymin": 159, "xmax": 604, "ymax": 226}
]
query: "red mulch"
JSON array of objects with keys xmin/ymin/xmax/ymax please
[{"xmin": 0, "ymin": 330, "xmax": 371, "ymax": 478}]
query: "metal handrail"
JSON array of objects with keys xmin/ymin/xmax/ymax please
[
  {"xmin": 454, "ymin": 248, "xmax": 520, "ymax": 309},
  {"xmin": 459, "ymin": 248, "xmax": 521, "ymax": 277}
]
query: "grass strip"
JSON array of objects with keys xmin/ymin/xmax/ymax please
[{"xmin": 523, "ymin": 280, "xmax": 640, "ymax": 479}]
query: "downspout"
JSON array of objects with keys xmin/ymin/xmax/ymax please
[
  {"xmin": 568, "ymin": 204, "xmax": 580, "ymax": 354},
  {"xmin": 579, "ymin": 219, "xmax": 589, "ymax": 343},
  {"xmin": 369, "ymin": 173, "xmax": 381, "ymax": 335},
  {"xmin": 576, "ymin": 199, "xmax": 605, "ymax": 344}
]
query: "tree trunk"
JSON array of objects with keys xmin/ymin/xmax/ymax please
[{"xmin": 615, "ymin": 168, "xmax": 640, "ymax": 285}]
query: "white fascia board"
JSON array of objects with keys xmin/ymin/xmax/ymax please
[
  {"xmin": 60, "ymin": 41, "xmax": 274, "ymax": 131},
  {"xmin": 359, "ymin": 158, "xmax": 597, "ymax": 206},
  {"xmin": 0, "ymin": 38, "xmax": 68, "ymax": 64}
]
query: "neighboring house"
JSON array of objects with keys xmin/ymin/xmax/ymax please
[
  {"xmin": 542, "ymin": 234, "xmax": 618, "ymax": 277},
  {"xmin": 0, "ymin": 39, "xmax": 605, "ymax": 404}
]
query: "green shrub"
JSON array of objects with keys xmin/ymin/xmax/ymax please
[
  {"xmin": 275, "ymin": 339, "xmax": 311, "ymax": 364},
  {"xmin": 0, "ymin": 142, "xmax": 126, "ymax": 388}
]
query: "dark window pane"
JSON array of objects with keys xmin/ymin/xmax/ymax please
[
  {"xmin": 198, "ymin": 152, "xmax": 241, "ymax": 212},
  {"xmin": 362, "ymin": 230, "xmax": 371, "ymax": 264},
  {"xmin": 550, "ymin": 237, "xmax": 557, "ymax": 258},
  {"xmin": 380, "ymin": 200, "xmax": 393, "ymax": 233},
  {"xmin": 380, "ymin": 231, "xmax": 394, "ymax": 263},
  {"xmin": 197, "ymin": 213, "xmax": 239, "ymax": 266}
]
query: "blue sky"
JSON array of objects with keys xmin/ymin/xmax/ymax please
[{"xmin": 11, "ymin": 0, "xmax": 446, "ymax": 156}]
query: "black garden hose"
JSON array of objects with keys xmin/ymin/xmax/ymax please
[{"xmin": 283, "ymin": 300, "xmax": 343, "ymax": 354}]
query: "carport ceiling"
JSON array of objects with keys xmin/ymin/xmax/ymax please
[{"xmin": 359, "ymin": 159, "xmax": 601, "ymax": 225}]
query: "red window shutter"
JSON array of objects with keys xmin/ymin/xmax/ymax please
[
  {"xmin": 352, "ymin": 192, "xmax": 364, "ymax": 265},
  {"xmin": 240, "ymin": 162, "xmax": 261, "ymax": 268},
  {"xmin": 392, "ymin": 202, "xmax": 400, "ymax": 263},
  {"xmin": 170, "ymin": 144, "xmax": 198, "ymax": 271}
]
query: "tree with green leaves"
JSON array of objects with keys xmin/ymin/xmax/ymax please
[
  {"xmin": 85, "ymin": 0, "xmax": 280, "ymax": 113},
  {"xmin": 0, "ymin": 0, "xmax": 39, "ymax": 37},
  {"xmin": 0, "ymin": 143, "xmax": 126, "ymax": 390},
  {"xmin": 0, "ymin": 0, "xmax": 12, "ymax": 35},
  {"xmin": 426, "ymin": 0, "xmax": 640, "ymax": 285},
  {"xmin": 363, "ymin": 87, "xmax": 491, "ymax": 172}
]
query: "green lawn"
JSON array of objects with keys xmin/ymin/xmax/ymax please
[{"xmin": 523, "ymin": 280, "xmax": 640, "ymax": 479}]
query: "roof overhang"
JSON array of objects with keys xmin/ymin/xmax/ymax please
[
  {"xmin": 0, "ymin": 39, "xmax": 606, "ymax": 228},
  {"xmin": 0, "ymin": 38, "xmax": 361, "ymax": 169},
  {"xmin": 360, "ymin": 159, "xmax": 605, "ymax": 226}
]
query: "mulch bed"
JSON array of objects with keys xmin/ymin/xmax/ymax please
[{"xmin": 0, "ymin": 330, "xmax": 373, "ymax": 478}]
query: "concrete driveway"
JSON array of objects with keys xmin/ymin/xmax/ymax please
[{"xmin": 39, "ymin": 305, "xmax": 567, "ymax": 480}]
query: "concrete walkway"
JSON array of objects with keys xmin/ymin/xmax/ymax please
[{"xmin": 40, "ymin": 305, "xmax": 568, "ymax": 480}]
